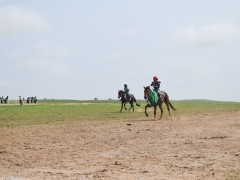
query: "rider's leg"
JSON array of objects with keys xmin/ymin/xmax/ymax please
[
  {"xmin": 127, "ymin": 94, "xmax": 131, "ymax": 101},
  {"xmin": 158, "ymin": 90, "xmax": 163, "ymax": 101}
]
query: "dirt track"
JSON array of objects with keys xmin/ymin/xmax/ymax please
[{"xmin": 1, "ymin": 112, "xmax": 240, "ymax": 179}]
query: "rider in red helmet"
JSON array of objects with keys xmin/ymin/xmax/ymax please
[{"xmin": 151, "ymin": 76, "xmax": 162, "ymax": 101}]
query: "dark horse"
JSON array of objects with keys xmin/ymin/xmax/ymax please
[
  {"xmin": 118, "ymin": 90, "xmax": 140, "ymax": 112},
  {"xmin": 144, "ymin": 86, "xmax": 176, "ymax": 120}
]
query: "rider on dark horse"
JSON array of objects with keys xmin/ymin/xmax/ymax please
[
  {"xmin": 151, "ymin": 76, "xmax": 163, "ymax": 101},
  {"xmin": 118, "ymin": 85, "xmax": 140, "ymax": 112}
]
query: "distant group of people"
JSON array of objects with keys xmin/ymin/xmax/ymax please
[
  {"xmin": 0, "ymin": 96, "xmax": 8, "ymax": 104},
  {"xmin": 26, "ymin": 96, "xmax": 37, "ymax": 104},
  {"xmin": 19, "ymin": 96, "xmax": 37, "ymax": 106}
]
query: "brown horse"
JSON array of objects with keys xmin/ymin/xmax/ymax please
[
  {"xmin": 144, "ymin": 86, "xmax": 176, "ymax": 120},
  {"xmin": 118, "ymin": 90, "xmax": 140, "ymax": 112}
]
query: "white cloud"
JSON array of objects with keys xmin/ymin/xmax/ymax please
[
  {"xmin": 173, "ymin": 23, "xmax": 240, "ymax": 46},
  {"xmin": 0, "ymin": 5, "xmax": 51, "ymax": 35}
]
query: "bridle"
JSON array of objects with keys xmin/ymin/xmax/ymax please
[
  {"xmin": 144, "ymin": 86, "xmax": 151, "ymax": 100},
  {"xmin": 118, "ymin": 90, "xmax": 124, "ymax": 99}
]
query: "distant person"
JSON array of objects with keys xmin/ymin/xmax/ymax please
[
  {"xmin": 27, "ymin": 97, "xmax": 30, "ymax": 104},
  {"xmin": 34, "ymin": 96, "xmax": 37, "ymax": 104},
  {"xmin": 151, "ymin": 76, "xmax": 162, "ymax": 101},
  {"xmin": 4, "ymin": 96, "xmax": 8, "ymax": 104},
  {"xmin": 19, "ymin": 96, "xmax": 23, "ymax": 106}
]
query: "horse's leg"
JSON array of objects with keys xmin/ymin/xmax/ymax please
[
  {"xmin": 131, "ymin": 102, "xmax": 134, "ymax": 112},
  {"xmin": 153, "ymin": 105, "xmax": 157, "ymax": 120},
  {"xmin": 128, "ymin": 101, "xmax": 134, "ymax": 112},
  {"xmin": 158, "ymin": 102, "xmax": 163, "ymax": 120},
  {"xmin": 145, "ymin": 104, "xmax": 150, "ymax": 117},
  {"xmin": 119, "ymin": 102, "xmax": 124, "ymax": 112},
  {"xmin": 164, "ymin": 92, "xmax": 174, "ymax": 119},
  {"xmin": 128, "ymin": 102, "xmax": 132, "ymax": 111},
  {"xmin": 129, "ymin": 101, "xmax": 134, "ymax": 112},
  {"xmin": 124, "ymin": 102, "xmax": 127, "ymax": 110},
  {"xmin": 128, "ymin": 105, "xmax": 134, "ymax": 112},
  {"xmin": 165, "ymin": 101, "xmax": 172, "ymax": 119}
]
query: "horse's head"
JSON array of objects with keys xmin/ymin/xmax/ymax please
[
  {"xmin": 144, "ymin": 86, "xmax": 151, "ymax": 100},
  {"xmin": 118, "ymin": 90, "xmax": 123, "ymax": 99}
]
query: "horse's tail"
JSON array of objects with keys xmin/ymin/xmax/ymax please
[
  {"xmin": 132, "ymin": 95, "xmax": 140, "ymax": 106},
  {"xmin": 169, "ymin": 101, "xmax": 176, "ymax": 111},
  {"xmin": 164, "ymin": 92, "xmax": 176, "ymax": 111}
]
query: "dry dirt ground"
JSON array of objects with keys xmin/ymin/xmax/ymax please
[{"xmin": 0, "ymin": 112, "xmax": 240, "ymax": 180}]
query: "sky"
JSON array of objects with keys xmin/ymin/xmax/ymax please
[{"xmin": 0, "ymin": 0, "xmax": 240, "ymax": 101}]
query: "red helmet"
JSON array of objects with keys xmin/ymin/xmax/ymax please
[{"xmin": 153, "ymin": 76, "xmax": 158, "ymax": 81}]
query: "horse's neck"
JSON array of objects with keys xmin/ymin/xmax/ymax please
[
  {"xmin": 119, "ymin": 92, "xmax": 124, "ymax": 97},
  {"xmin": 148, "ymin": 89, "xmax": 152, "ymax": 96},
  {"xmin": 121, "ymin": 91, "xmax": 127, "ymax": 96}
]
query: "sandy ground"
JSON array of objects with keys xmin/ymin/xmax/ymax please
[{"xmin": 0, "ymin": 112, "xmax": 240, "ymax": 180}]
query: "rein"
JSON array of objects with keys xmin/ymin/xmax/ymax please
[{"xmin": 119, "ymin": 91, "xmax": 127, "ymax": 100}]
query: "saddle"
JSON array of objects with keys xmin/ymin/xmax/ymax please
[
  {"xmin": 158, "ymin": 91, "xmax": 164, "ymax": 102},
  {"xmin": 124, "ymin": 94, "xmax": 132, "ymax": 101}
]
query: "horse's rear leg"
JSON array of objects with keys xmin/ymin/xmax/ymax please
[
  {"xmin": 165, "ymin": 102, "xmax": 172, "ymax": 120},
  {"xmin": 159, "ymin": 104, "xmax": 163, "ymax": 120},
  {"xmin": 128, "ymin": 102, "xmax": 134, "ymax": 112},
  {"xmin": 124, "ymin": 103, "xmax": 127, "ymax": 110}
]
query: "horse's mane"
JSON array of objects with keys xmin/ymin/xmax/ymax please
[
  {"xmin": 144, "ymin": 86, "xmax": 152, "ymax": 91},
  {"xmin": 119, "ymin": 90, "xmax": 126, "ymax": 94}
]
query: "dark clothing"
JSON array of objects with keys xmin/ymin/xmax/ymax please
[
  {"xmin": 151, "ymin": 81, "xmax": 161, "ymax": 92},
  {"xmin": 124, "ymin": 87, "xmax": 129, "ymax": 95},
  {"xmin": 151, "ymin": 80, "xmax": 162, "ymax": 101},
  {"xmin": 19, "ymin": 96, "xmax": 23, "ymax": 106}
]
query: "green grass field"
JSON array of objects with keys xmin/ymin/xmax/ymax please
[{"xmin": 0, "ymin": 99, "xmax": 240, "ymax": 128}]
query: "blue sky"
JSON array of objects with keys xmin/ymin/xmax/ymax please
[{"xmin": 0, "ymin": 0, "xmax": 240, "ymax": 101}]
